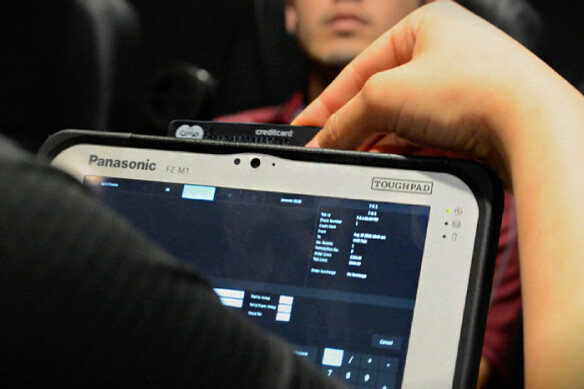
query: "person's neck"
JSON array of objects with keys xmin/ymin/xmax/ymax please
[{"xmin": 306, "ymin": 63, "xmax": 343, "ymax": 103}]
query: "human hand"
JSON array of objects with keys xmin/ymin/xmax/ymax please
[{"xmin": 293, "ymin": 0, "xmax": 565, "ymax": 189}]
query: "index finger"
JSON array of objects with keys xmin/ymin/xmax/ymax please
[{"xmin": 292, "ymin": 8, "xmax": 421, "ymax": 128}]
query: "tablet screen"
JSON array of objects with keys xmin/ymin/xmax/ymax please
[{"xmin": 52, "ymin": 144, "xmax": 482, "ymax": 388}]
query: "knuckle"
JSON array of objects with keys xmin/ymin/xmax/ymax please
[
  {"xmin": 360, "ymin": 73, "xmax": 385, "ymax": 110},
  {"xmin": 326, "ymin": 112, "xmax": 343, "ymax": 144}
]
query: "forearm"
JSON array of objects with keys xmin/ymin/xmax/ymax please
[{"xmin": 495, "ymin": 70, "xmax": 584, "ymax": 388}]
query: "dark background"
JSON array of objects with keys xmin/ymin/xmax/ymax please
[
  {"xmin": 529, "ymin": 0, "xmax": 584, "ymax": 87},
  {"xmin": 1, "ymin": 0, "xmax": 583, "ymax": 150}
]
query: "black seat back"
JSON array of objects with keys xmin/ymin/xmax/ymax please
[{"xmin": 0, "ymin": 0, "xmax": 139, "ymax": 150}]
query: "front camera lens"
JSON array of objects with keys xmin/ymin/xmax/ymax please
[{"xmin": 250, "ymin": 158, "xmax": 261, "ymax": 168}]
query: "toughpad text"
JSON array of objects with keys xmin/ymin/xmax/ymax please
[{"xmin": 371, "ymin": 178, "xmax": 433, "ymax": 195}]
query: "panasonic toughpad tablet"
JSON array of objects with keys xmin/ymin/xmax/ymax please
[{"xmin": 40, "ymin": 129, "xmax": 503, "ymax": 389}]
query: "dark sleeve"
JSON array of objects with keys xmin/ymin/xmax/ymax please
[{"xmin": 0, "ymin": 137, "xmax": 345, "ymax": 388}]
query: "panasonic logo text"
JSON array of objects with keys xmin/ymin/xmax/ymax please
[
  {"xmin": 371, "ymin": 178, "xmax": 433, "ymax": 195},
  {"xmin": 255, "ymin": 129, "xmax": 294, "ymax": 137},
  {"xmin": 88, "ymin": 155, "xmax": 157, "ymax": 171}
]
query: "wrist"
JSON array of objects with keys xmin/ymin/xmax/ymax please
[{"xmin": 485, "ymin": 57, "xmax": 584, "ymax": 192}]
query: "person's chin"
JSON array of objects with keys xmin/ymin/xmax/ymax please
[{"xmin": 320, "ymin": 47, "xmax": 363, "ymax": 68}]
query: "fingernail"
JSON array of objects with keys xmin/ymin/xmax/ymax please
[{"xmin": 305, "ymin": 137, "xmax": 321, "ymax": 148}]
